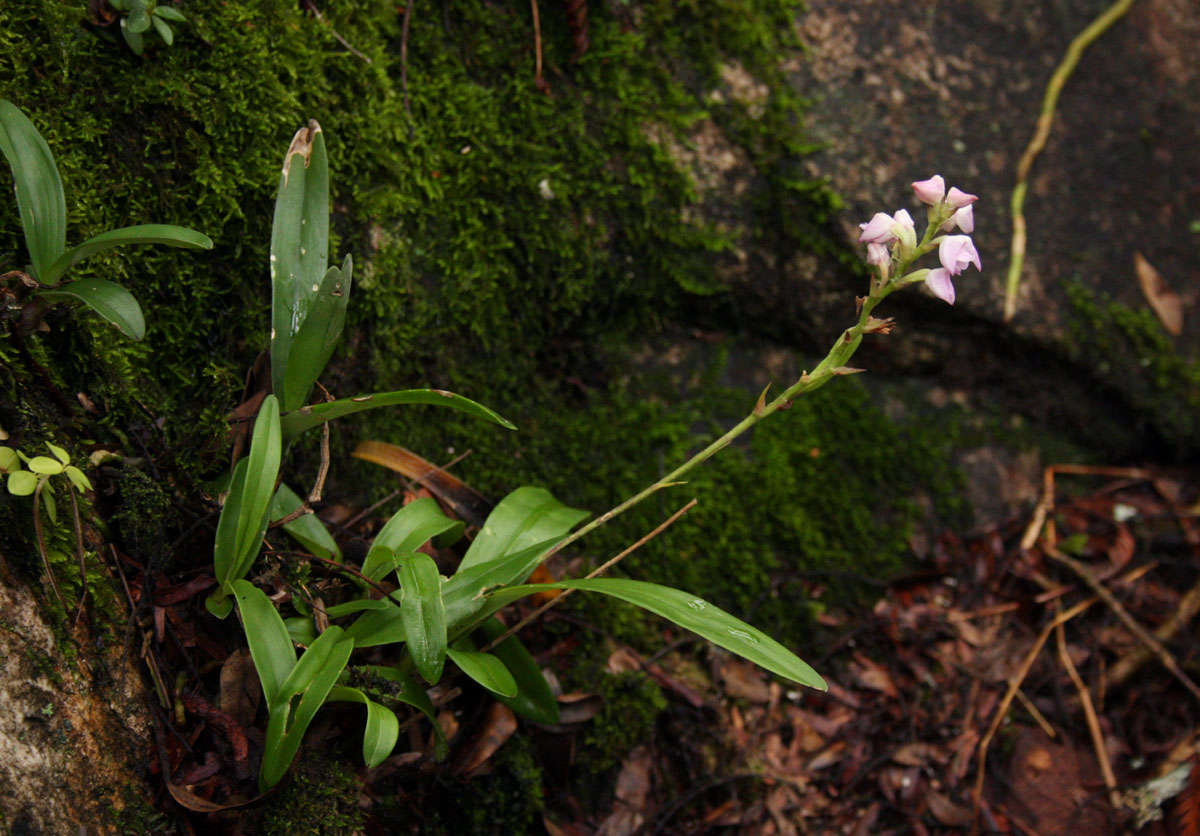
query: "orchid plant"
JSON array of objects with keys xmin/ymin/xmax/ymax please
[{"xmin": 213, "ymin": 130, "xmax": 982, "ymax": 793}]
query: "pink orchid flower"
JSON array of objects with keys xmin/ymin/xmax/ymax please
[
  {"xmin": 938, "ymin": 235, "xmax": 982, "ymax": 276},
  {"xmin": 911, "ymin": 175, "xmax": 945, "ymax": 206},
  {"xmin": 941, "ymin": 204, "xmax": 974, "ymax": 234}
]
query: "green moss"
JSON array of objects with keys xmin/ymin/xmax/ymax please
[
  {"xmin": 255, "ymin": 753, "xmax": 365, "ymax": 836},
  {"xmin": 1, "ymin": 0, "xmax": 836, "ymax": 482},
  {"xmin": 579, "ymin": 671, "xmax": 668, "ymax": 779},
  {"xmin": 410, "ymin": 734, "xmax": 546, "ymax": 835},
  {"xmin": 1064, "ymin": 280, "xmax": 1200, "ymax": 459}
]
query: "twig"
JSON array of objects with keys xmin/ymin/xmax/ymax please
[
  {"xmin": 1054, "ymin": 604, "xmax": 1120, "ymax": 809},
  {"xmin": 333, "ymin": 489, "xmax": 403, "ymax": 537},
  {"xmin": 301, "ymin": 0, "xmax": 372, "ymax": 63},
  {"xmin": 482, "ymin": 499, "xmax": 698, "ymax": 652},
  {"xmin": 1014, "ymin": 687, "xmax": 1056, "ymax": 739},
  {"xmin": 1045, "ymin": 546, "xmax": 1200, "ymax": 702},
  {"xmin": 67, "ymin": 487, "xmax": 88, "ymax": 629},
  {"xmin": 970, "ymin": 598, "xmax": 1095, "ymax": 833},
  {"xmin": 273, "ymin": 548, "xmax": 398, "ymax": 604},
  {"xmin": 530, "ymin": 0, "xmax": 545, "ymax": 90},
  {"xmin": 1108, "ymin": 574, "xmax": 1200, "ymax": 689},
  {"xmin": 1003, "ymin": 0, "xmax": 1138, "ymax": 320}
]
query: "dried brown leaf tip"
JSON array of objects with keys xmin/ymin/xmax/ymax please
[
  {"xmin": 863, "ymin": 316, "xmax": 896, "ymax": 335},
  {"xmin": 281, "ymin": 120, "xmax": 321, "ymax": 182},
  {"xmin": 1134, "ymin": 251, "xmax": 1184, "ymax": 336},
  {"xmin": 830, "ymin": 366, "xmax": 866, "ymax": 376}
]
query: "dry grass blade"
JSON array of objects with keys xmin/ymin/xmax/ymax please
[{"xmin": 1054, "ymin": 607, "xmax": 1119, "ymax": 809}]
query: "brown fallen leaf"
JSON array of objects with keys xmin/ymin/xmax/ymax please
[
  {"xmin": 926, "ymin": 791, "xmax": 974, "ymax": 826},
  {"xmin": 218, "ymin": 648, "xmax": 260, "ymax": 729},
  {"xmin": 454, "ymin": 702, "xmax": 517, "ymax": 776},
  {"xmin": 1135, "ymin": 252, "xmax": 1184, "ymax": 335},
  {"xmin": 718, "ymin": 657, "xmax": 771, "ymax": 704},
  {"xmin": 598, "ymin": 745, "xmax": 654, "ymax": 836},
  {"xmin": 352, "ymin": 440, "xmax": 494, "ymax": 525}
]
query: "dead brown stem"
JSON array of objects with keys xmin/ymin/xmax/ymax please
[{"xmin": 1054, "ymin": 605, "xmax": 1119, "ymax": 809}]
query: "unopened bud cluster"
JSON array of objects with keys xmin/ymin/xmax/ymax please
[{"xmin": 858, "ymin": 174, "xmax": 981, "ymax": 305}]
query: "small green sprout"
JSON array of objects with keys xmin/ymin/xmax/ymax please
[
  {"xmin": 107, "ymin": 0, "xmax": 188, "ymax": 54},
  {"xmin": 1, "ymin": 442, "xmax": 94, "ymax": 609}
]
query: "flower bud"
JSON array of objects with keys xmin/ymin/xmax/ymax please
[
  {"xmin": 911, "ymin": 175, "xmax": 945, "ymax": 205},
  {"xmin": 945, "ymin": 187, "xmax": 978, "ymax": 209},
  {"xmin": 925, "ymin": 268, "xmax": 956, "ymax": 305}
]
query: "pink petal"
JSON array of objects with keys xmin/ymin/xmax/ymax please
[
  {"xmin": 940, "ymin": 205, "xmax": 975, "ymax": 234},
  {"xmin": 925, "ymin": 268, "xmax": 956, "ymax": 304},
  {"xmin": 946, "ymin": 187, "xmax": 978, "ymax": 208},
  {"xmin": 911, "ymin": 175, "xmax": 945, "ymax": 205},
  {"xmin": 858, "ymin": 212, "xmax": 896, "ymax": 244},
  {"xmin": 866, "ymin": 242, "xmax": 890, "ymax": 267},
  {"xmin": 939, "ymin": 235, "xmax": 981, "ymax": 275}
]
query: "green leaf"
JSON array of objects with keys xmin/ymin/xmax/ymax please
[
  {"xmin": 459, "ymin": 486, "xmax": 588, "ymax": 573},
  {"xmin": 364, "ymin": 666, "xmax": 447, "ymax": 760},
  {"xmin": 447, "ymin": 646, "xmax": 517, "ymax": 698},
  {"xmin": 323, "ymin": 598, "xmax": 392, "ymax": 620},
  {"xmin": 212, "ymin": 457, "xmax": 250, "ymax": 587},
  {"xmin": 119, "ymin": 22, "xmax": 144, "ymax": 54},
  {"xmin": 478, "ymin": 618, "xmax": 559, "ymax": 724},
  {"xmin": 127, "ymin": 6, "xmax": 151, "ymax": 32},
  {"xmin": 37, "ymin": 279, "xmax": 145, "ymax": 340},
  {"xmin": 154, "ymin": 5, "xmax": 186, "ymax": 22},
  {"xmin": 0, "ymin": 447, "xmax": 19, "ymax": 472},
  {"xmin": 280, "ymin": 389, "xmax": 516, "ymax": 442},
  {"xmin": 0, "ymin": 100, "xmax": 66, "ymax": 281},
  {"xmin": 151, "ymin": 15, "xmax": 173, "ymax": 45},
  {"xmin": 41, "ymin": 484, "xmax": 56, "ymax": 525},
  {"xmin": 7, "ymin": 470, "xmax": 36, "ymax": 496},
  {"xmin": 232, "ymin": 580, "xmax": 295, "ymax": 707},
  {"xmin": 41, "ymin": 224, "xmax": 213, "ymax": 286},
  {"xmin": 26, "ymin": 456, "xmax": 63, "ymax": 475},
  {"xmin": 278, "ymin": 257, "xmax": 353, "ymax": 414},
  {"xmin": 361, "ymin": 496, "xmax": 462, "ymax": 582},
  {"xmin": 395, "ymin": 553, "xmax": 447, "ymax": 685},
  {"xmin": 45, "ymin": 442, "xmax": 69, "ymax": 465},
  {"xmin": 487, "ymin": 579, "xmax": 827, "ymax": 690},
  {"xmin": 260, "ymin": 627, "xmax": 354, "ymax": 791},
  {"xmin": 270, "ymin": 483, "xmax": 341, "ymax": 561},
  {"xmin": 270, "ymin": 122, "xmax": 330, "ymax": 412},
  {"xmin": 285, "ymin": 616, "xmax": 318, "ymax": 647},
  {"xmin": 231, "ymin": 396, "xmax": 282, "ymax": 584},
  {"xmin": 344, "ymin": 599, "xmax": 406, "ymax": 648},
  {"xmin": 64, "ymin": 466, "xmax": 92, "ymax": 493},
  {"xmin": 204, "ymin": 591, "xmax": 233, "ymax": 619},
  {"xmin": 326, "ymin": 686, "xmax": 400, "ymax": 768},
  {"xmin": 440, "ymin": 537, "xmax": 563, "ymax": 633}
]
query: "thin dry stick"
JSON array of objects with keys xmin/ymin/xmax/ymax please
[
  {"xmin": 482, "ymin": 499, "xmax": 699, "ymax": 653},
  {"xmin": 67, "ymin": 487, "xmax": 88, "ymax": 629},
  {"xmin": 1003, "ymin": 0, "xmax": 1137, "ymax": 320},
  {"xmin": 1054, "ymin": 606, "xmax": 1120, "ymax": 809},
  {"xmin": 1045, "ymin": 546, "xmax": 1200, "ymax": 702},
  {"xmin": 970, "ymin": 598, "xmax": 1096, "ymax": 833},
  {"xmin": 301, "ymin": 0, "xmax": 372, "ymax": 63},
  {"xmin": 1014, "ymin": 687, "xmax": 1057, "ymax": 739},
  {"xmin": 1108, "ymin": 574, "xmax": 1200, "ymax": 688},
  {"xmin": 530, "ymin": 0, "xmax": 545, "ymax": 89}
]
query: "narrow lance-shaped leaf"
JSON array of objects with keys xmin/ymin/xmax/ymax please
[
  {"xmin": 232, "ymin": 580, "xmax": 295, "ymax": 708},
  {"xmin": 41, "ymin": 224, "xmax": 213, "ymax": 286},
  {"xmin": 270, "ymin": 121, "xmax": 330, "ymax": 412},
  {"xmin": 278, "ymin": 256, "xmax": 353, "ymax": 413},
  {"xmin": 210, "ymin": 457, "xmax": 250, "ymax": 605},
  {"xmin": 395, "ymin": 552, "xmax": 447, "ymax": 685},
  {"xmin": 280, "ymin": 389, "xmax": 516, "ymax": 442},
  {"xmin": 326, "ymin": 686, "xmax": 400, "ymax": 768},
  {"xmin": 440, "ymin": 537, "xmax": 564, "ymax": 633},
  {"xmin": 484, "ymin": 579, "xmax": 827, "ymax": 691},
  {"xmin": 459, "ymin": 486, "xmax": 588, "ymax": 573},
  {"xmin": 37, "ymin": 279, "xmax": 145, "ymax": 340},
  {"xmin": 360, "ymin": 496, "xmax": 463, "ymax": 582},
  {"xmin": 478, "ymin": 617, "xmax": 559, "ymax": 724},
  {"xmin": 230, "ymin": 395, "xmax": 282, "ymax": 584},
  {"xmin": 0, "ymin": 100, "xmax": 66, "ymax": 280},
  {"xmin": 260, "ymin": 626, "xmax": 354, "ymax": 791},
  {"xmin": 447, "ymin": 645, "xmax": 517, "ymax": 698}
]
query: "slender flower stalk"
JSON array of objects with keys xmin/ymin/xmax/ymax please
[{"xmin": 534, "ymin": 177, "xmax": 980, "ymax": 567}]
